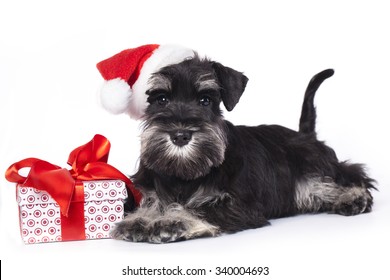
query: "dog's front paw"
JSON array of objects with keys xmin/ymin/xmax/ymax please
[
  {"xmin": 148, "ymin": 219, "xmax": 188, "ymax": 243},
  {"xmin": 111, "ymin": 218, "xmax": 188, "ymax": 243},
  {"xmin": 110, "ymin": 218, "xmax": 149, "ymax": 242}
]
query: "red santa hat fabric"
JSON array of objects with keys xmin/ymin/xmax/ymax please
[{"xmin": 96, "ymin": 44, "xmax": 194, "ymax": 119}]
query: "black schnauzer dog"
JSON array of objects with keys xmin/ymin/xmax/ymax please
[{"xmin": 111, "ymin": 56, "xmax": 375, "ymax": 243}]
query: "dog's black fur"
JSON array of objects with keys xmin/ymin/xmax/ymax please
[{"xmin": 112, "ymin": 56, "xmax": 375, "ymax": 243}]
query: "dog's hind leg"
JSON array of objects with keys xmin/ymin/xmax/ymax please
[
  {"xmin": 296, "ymin": 70, "xmax": 376, "ymax": 216},
  {"xmin": 294, "ymin": 175, "xmax": 374, "ymax": 216}
]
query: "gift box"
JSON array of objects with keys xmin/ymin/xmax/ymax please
[
  {"xmin": 16, "ymin": 180, "xmax": 127, "ymax": 244},
  {"xmin": 5, "ymin": 134, "xmax": 142, "ymax": 244}
]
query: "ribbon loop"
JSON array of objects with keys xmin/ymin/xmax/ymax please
[
  {"xmin": 5, "ymin": 157, "xmax": 42, "ymax": 184},
  {"xmin": 68, "ymin": 134, "xmax": 110, "ymax": 174}
]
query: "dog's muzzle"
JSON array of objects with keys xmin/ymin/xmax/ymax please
[{"xmin": 140, "ymin": 119, "xmax": 228, "ymax": 180}]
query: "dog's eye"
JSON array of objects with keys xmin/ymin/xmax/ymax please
[
  {"xmin": 199, "ymin": 96, "xmax": 211, "ymax": 107},
  {"xmin": 156, "ymin": 94, "xmax": 169, "ymax": 106}
]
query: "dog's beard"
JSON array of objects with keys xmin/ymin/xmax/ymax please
[{"xmin": 140, "ymin": 122, "xmax": 227, "ymax": 180}]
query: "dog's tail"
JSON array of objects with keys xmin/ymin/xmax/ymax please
[{"xmin": 299, "ymin": 69, "xmax": 334, "ymax": 134}]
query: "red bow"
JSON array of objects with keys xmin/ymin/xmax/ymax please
[{"xmin": 5, "ymin": 134, "xmax": 142, "ymax": 216}]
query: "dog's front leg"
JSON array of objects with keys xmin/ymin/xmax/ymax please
[
  {"xmin": 111, "ymin": 194, "xmax": 219, "ymax": 243},
  {"xmin": 196, "ymin": 203, "xmax": 270, "ymax": 234},
  {"xmin": 110, "ymin": 194, "xmax": 162, "ymax": 242},
  {"xmin": 147, "ymin": 204, "xmax": 220, "ymax": 243}
]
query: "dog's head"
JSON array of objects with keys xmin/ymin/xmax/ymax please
[{"xmin": 140, "ymin": 55, "xmax": 248, "ymax": 180}]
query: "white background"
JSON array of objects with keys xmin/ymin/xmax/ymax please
[{"xmin": 1, "ymin": 0, "xmax": 389, "ymax": 279}]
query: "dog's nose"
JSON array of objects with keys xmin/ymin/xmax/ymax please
[{"xmin": 170, "ymin": 130, "xmax": 192, "ymax": 147}]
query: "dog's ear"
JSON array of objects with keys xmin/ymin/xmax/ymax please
[{"xmin": 212, "ymin": 62, "xmax": 249, "ymax": 111}]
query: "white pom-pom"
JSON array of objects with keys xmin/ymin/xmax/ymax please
[{"xmin": 99, "ymin": 78, "xmax": 132, "ymax": 114}]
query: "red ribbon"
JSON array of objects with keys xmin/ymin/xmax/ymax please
[{"xmin": 5, "ymin": 134, "xmax": 142, "ymax": 241}]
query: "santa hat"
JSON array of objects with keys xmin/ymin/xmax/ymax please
[{"xmin": 96, "ymin": 44, "xmax": 195, "ymax": 119}]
